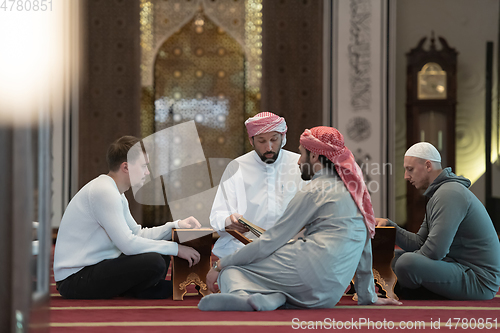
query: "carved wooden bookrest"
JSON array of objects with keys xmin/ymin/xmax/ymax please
[
  {"xmin": 172, "ymin": 228, "xmax": 214, "ymax": 300},
  {"xmin": 371, "ymin": 226, "xmax": 398, "ymax": 300},
  {"xmin": 352, "ymin": 226, "xmax": 398, "ymax": 301}
]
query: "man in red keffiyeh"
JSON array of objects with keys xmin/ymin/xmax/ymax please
[
  {"xmin": 299, "ymin": 126, "xmax": 377, "ymax": 238},
  {"xmin": 199, "ymin": 127, "xmax": 400, "ymax": 311}
]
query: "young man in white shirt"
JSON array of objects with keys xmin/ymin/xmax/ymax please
[
  {"xmin": 54, "ymin": 136, "xmax": 201, "ymax": 299},
  {"xmin": 210, "ymin": 112, "xmax": 306, "ymax": 258}
]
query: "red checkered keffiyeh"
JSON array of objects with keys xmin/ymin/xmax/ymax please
[
  {"xmin": 244, "ymin": 112, "xmax": 287, "ymax": 147},
  {"xmin": 300, "ymin": 126, "xmax": 376, "ymax": 238}
]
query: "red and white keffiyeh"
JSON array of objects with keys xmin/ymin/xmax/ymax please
[
  {"xmin": 300, "ymin": 126, "xmax": 376, "ymax": 238},
  {"xmin": 244, "ymin": 112, "xmax": 287, "ymax": 147}
]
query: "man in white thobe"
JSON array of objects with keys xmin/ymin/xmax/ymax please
[{"xmin": 210, "ymin": 112, "xmax": 306, "ymax": 258}]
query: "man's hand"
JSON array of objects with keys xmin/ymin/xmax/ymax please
[
  {"xmin": 177, "ymin": 244, "xmax": 200, "ymax": 267},
  {"xmin": 178, "ymin": 216, "xmax": 202, "ymax": 229},
  {"xmin": 373, "ymin": 297, "xmax": 402, "ymax": 306},
  {"xmin": 224, "ymin": 213, "xmax": 248, "ymax": 234},
  {"xmin": 375, "ymin": 218, "xmax": 390, "ymax": 227},
  {"xmin": 206, "ymin": 268, "xmax": 220, "ymax": 293}
]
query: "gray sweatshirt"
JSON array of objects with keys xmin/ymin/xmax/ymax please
[{"xmin": 389, "ymin": 167, "xmax": 500, "ymax": 293}]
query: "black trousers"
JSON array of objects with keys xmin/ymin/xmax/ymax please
[{"xmin": 57, "ymin": 252, "xmax": 172, "ymax": 299}]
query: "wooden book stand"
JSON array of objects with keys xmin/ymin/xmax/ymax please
[{"xmin": 172, "ymin": 228, "xmax": 214, "ymax": 300}]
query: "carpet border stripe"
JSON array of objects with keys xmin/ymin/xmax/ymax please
[
  {"xmin": 50, "ymin": 321, "xmax": 295, "ymax": 327},
  {"xmin": 50, "ymin": 321, "xmax": 488, "ymax": 328},
  {"xmin": 50, "ymin": 305, "xmax": 500, "ymax": 311},
  {"xmin": 51, "ymin": 306, "xmax": 198, "ymax": 310}
]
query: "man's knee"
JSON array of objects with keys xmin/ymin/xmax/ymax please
[
  {"xmin": 136, "ymin": 252, "xmax": 167, "ymax": 278},
  {"xmin": 394, "ymin": 252, "xmax": 424, "ymax": 287},
  {"xmin": 391, "ymin": 249, "xmax": 406, "ymax": 271}
]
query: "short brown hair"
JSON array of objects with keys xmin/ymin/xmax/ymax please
[{"xmin": 106, "ymin": 136, "xmax": 141, "ymax": 172}]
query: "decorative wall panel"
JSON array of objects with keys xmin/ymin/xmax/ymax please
[
  {"xmin": 331, "ymin": 0, "xmax": 389, "ymax": 217},
  {"xmin": 260, "ymin": 0, "xmax": 324, "ymax": 152},
  {"xmin": 139, "ymin": 0, "xmax": 262, "ymax": 225},
  {"xmin": 79, "ymin": 0, "xmax": 142, "ymax": 220},
  {"xmin": 140, "ymin": 0, "xmax": 262, "ymax": 149},
  {"xmin": 153, "ymin": 13, "xmax": 246, "ymax": 159}
]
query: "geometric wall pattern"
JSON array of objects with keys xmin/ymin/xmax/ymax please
[
  {"xmin": 139, "ymin": 0, "xmax": 263, "ymax": 152},
  {"xmin": 139, "ymin": 0, "xmax": 263, "ymax": 225},
  {"xmin": 153, "ymin": 13, "xmax": 246, "ymax": 159},
  {"xmin": 79, "ymin": 0, "xmax": 142, "ymax": 221},
  {"xmin": 260, "ymin": 0, "xmax": 324, "ymax": 152}
]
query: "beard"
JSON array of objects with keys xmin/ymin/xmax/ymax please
[
  {"xmin": 257, "ymin": 149, "xmax": 280, "ymax": 164},
  {"xmin": 300, "ymin": 162, "xmax": 314, "ymax": 180}
]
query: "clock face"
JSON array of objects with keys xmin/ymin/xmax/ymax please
[{"xmin": 418, "ymin": 62, "xmax": 447, "ymax": 100}]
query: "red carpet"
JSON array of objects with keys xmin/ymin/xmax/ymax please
[{"xmin": 49, "ymin": 261, "xmax": 500, "ymax": 332}]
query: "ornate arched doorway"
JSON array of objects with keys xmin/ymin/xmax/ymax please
[{"xmin": 139, "ymin": 0, "xmax": 262, "ymax": 226}]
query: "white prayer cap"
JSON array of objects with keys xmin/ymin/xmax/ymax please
[{"xmin": 405, "ymin": 142, "xmax": 441, "ymax": 162}]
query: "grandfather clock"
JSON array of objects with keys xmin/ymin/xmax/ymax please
[{"xmin": 406, "ymin": 33, "xmax": 458, "ymax": 232}]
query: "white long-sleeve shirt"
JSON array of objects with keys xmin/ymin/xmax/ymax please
[
  {"xmin": 210, "ymin": 149, "xmax": 305, "ymax": 258},
  {"xmin": 53, "ymin": 175, "xmax": 179, "ymax": 281}
]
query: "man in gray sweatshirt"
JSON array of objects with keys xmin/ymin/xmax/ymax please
[{"xmin": 377, "ymin": 142, "xmax": 500, "ymax": 300}]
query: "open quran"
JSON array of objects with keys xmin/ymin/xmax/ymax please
[
  {"xmin": 226, "ymin": 217, "xmax": 306, "ymax": 245},
  {"xmin": 225, "ymin": 217, "xmax": 266, "ymax": 245}
]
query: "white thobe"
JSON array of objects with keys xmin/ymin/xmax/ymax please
[{"xmin": 210, "ymin": 149, "xmax": 305, "ymax": 258}]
